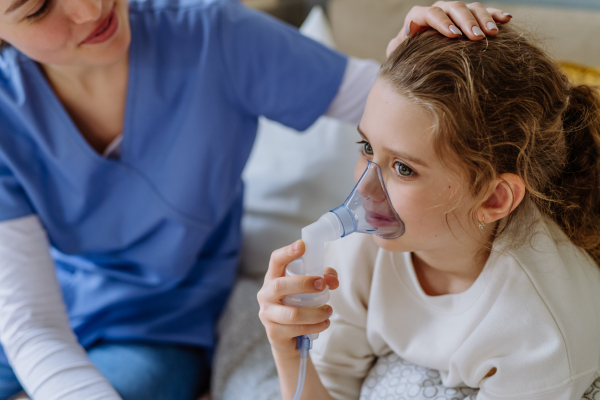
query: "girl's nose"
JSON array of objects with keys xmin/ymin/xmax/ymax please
[
  {"xmin": 63, "ymin": 0, "xmax": 102, "ymax": 25},
  {"xmin": 356, "ymin": 165, "xmax": 387, "ymax": 203}
]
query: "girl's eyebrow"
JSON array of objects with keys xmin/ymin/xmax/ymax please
[
  {"xmin": 357, "ymin": 125, "xmax": 429, "ymax": 169},
  {"xmin": 5, "ymin": 0, "xmax": 30, "ymax": 14}
]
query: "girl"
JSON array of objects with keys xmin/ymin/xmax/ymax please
[
  {"xmin": 258, "ymin": 25, "xmax": 600, "ymax": 399},
  {"xmin": 0, "ymin": 0, "xmax": 507, "ymax": 397}
]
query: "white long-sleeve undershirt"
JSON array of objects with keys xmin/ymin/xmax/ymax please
[
  {"xmin": 324, "ymin": 57, "xmax": 380, "ymax": 125},
  {"xmin": 0, "ymin": 215, "xmax": 121, "ymax": 400}
]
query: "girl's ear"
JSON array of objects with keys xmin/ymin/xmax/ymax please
[{"xmin": 479, "ymin": 173, "xmax": 525, "ymax": 224}]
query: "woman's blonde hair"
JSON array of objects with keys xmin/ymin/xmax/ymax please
[{"xmin": 380, "ymin": 25, "xmax": 600, "ymax": 264}]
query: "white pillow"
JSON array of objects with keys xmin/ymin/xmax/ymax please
[{"xmin": 240, "ymin": 7, "xmax": 361, "ymax": 278}]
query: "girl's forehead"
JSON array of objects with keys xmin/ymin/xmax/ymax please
[{"xmin": 362, "ymin": 80, "xmax": 437, "ymax": 159}]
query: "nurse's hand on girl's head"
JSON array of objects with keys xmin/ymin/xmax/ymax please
[
  {"xmin": 386, "ymin": 1, "xmax": 512, "ymax": 57},
  {"xmin": 257, "ymin": 240, "xmax": 339, "ymax": 356}
]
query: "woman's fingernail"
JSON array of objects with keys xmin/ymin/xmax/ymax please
[
  {"xmin": 449, "ymin": 25, "xmax": 461, "ymax": 35},
  {"xmin": 326, "ymin": 306, "xmax": 333, "ymax": 317},
  {"xmin": 503, "ymin": 12, "xmax": 512, "ymax": 17},
  {"xmin": 293, "ymin": 241, "xmax": 299, "ymax": 251},
  {"xmin": 405, "ymin": 22, "xmax": 411, "ymax": 36},
  {"xmin": 472, "ymin": 26, "xmax": 485, "ymax": 36},
  {"xmin": 314, "ymin": 279, "xmax": 324, "ymax": 290},
  {"xmin": 487, "ymin": 22, "xmax": 498, "ymax": 31}
]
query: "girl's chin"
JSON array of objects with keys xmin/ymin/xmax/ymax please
[{"xmin": 372, "ymin": 235, "xmax": 407, "ymax": 253}]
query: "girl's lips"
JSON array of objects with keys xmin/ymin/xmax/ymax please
[
  {"xmin": 81, "ymin": 8, "xmax": 118, "ymax": 45},
  {"xmin": 365, "ymin": 211, "xmax": 398, "ymax": 228}
]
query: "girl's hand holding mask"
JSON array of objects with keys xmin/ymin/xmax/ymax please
[
  {"xmin": 388, "ymin": 1, "xmax": 513, "ymax": 57},
  {"xmin": 257, "ymin": 240, "xmax": 339, "ymax": 357}
]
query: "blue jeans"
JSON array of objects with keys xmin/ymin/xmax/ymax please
[{"xmin": 0, "ymin": 341, "xmax": 209, "ymax": 400}]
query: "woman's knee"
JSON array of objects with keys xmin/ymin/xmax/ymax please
[{"xmin": 87, "ymin": 342, "xmax": 209, "ymax": 400}]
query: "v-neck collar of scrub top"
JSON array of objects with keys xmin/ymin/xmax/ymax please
[{"xmin": 20, "ymin": 40, "xmax": 137, "ymax": 166}]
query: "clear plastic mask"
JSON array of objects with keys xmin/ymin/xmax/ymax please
[{"xmin": 331, "ymin": 161, "xmax": 405, "ymax": 239}]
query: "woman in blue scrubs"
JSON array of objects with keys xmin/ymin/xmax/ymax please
[{"xmin": 0, "ymin": 0, "xmax": 510, "ymax": 398}]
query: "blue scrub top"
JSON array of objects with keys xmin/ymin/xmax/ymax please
[{"xmin": 0, "ymin": 0, "xmax": 346, "ymax": 359}]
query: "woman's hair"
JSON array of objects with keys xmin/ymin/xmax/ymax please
[{"xmin": 380, "ymin": 25, "xmax": 600, "ymax": 264}]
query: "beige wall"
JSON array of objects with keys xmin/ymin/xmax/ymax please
[{"xmin": 328, "ymin": 0, "xmax": 600, "ymax": 66}]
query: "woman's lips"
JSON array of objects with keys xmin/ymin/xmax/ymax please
[{"xmin": 81, "ymin": 8, "xmax": 118, "ymax": 45}]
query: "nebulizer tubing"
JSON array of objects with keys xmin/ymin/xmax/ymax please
[{"xmin": 283, "ymin": 161, "xmax": 405, "ymax": 400}]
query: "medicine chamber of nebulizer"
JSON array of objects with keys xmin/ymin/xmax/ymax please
[{"xmin": 284, "ymin": 160, "xmax": 404, "ymax": 400}]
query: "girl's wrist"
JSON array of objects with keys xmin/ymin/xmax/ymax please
[{"xmin": 271, "ymin": 344, "xmax": 300, "ymax": 361}]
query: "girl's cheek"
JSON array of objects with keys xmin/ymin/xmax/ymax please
[
  {"xmin": 354, "ymin": 157, "xmax": 368, "ymax": 183},
  {"xmin": 388, "ymin": 184, "xmax": 423, "ymax": 219}
]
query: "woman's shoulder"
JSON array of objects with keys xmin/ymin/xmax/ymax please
[
  {"xmin": 127, "ymin": 0, "xmax": 239, "ymax": 22},
  {"xmin": 0, "ymin": 48, "xmax": 34, "ymax": 116},
  {"xmin": 125, "ymin": 0, "xmax": 259, "ymax": 65},
  {"xmin": 128, "ymin": 0, "xmax": 222, "ymax": 13}
]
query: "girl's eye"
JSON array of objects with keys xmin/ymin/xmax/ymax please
[
  {"xmin": 394, "ymin": 162, "xmax": 414, "ymax": 177},
  {"xmin": 27, "ymin": 0, "xmax": 51, "ymax": 20},
  {"xmin": 357, "ymin": 140, "xmax": 373, "ymax": 156}
]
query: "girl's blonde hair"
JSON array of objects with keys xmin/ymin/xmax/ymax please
[{"xmin": 380, "ymin": 26, "xmax": 600, "ymax": 264}]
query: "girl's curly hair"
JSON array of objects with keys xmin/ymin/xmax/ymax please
[{"xmin": 380, "ymin": 25, "xmax": 600, "ymax": 264}]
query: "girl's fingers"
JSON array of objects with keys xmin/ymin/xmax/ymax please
[
  {"xmin": 265, "ymin": 240, "xmax": 305, "ymax": 281},
  {"xmin": 261, "ymin": 304, "xmax": 332, "ymax": 326},
  {"xmin": 323, "ymin": 267, "xmax": 339, "ymax": 290},
  {"xmin": 266, "ymin": 275, "xmax": 327, "ymax": 299},
  {"xmin": 466, "ymin": 3, "xmax": 499, "ymax": 35},
  {"xmin": 265, "ymin": 319, "xmax": 331, "ymax": 343}
]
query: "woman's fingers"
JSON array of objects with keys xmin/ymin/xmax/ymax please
[
  {"xmin": 265, "ymin": 240, "xmax": 305, "ymax": 281},
  {"xmin": 487, "ymin": 7, "xmax": 512, "ymax": 22},
  {"xmin": 389, "ymin": 1, "xmax": 514, "ymax": 57},
  {"xmin": 434, "ymin": 2, "xmax": 512, "ymax": 38},
  {"xmin": 434, "ymin": 1, "xmax": 485, "ymax": 39},
  {"xmin": 423, "ymin": 6, "xmax": 463, "ymax": 37},
  {"xmin": 466, "ymin": 3, "xmax": 499, "ymax": 35}
]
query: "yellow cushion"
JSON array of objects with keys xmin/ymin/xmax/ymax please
[{"xmin": 558, "ymin": 62, "xmax": 600, "ymax": 86}]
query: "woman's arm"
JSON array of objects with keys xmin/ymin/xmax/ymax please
[{"xmin": 0, "ymin": 215, "xmax": 121, "ymax": 400}]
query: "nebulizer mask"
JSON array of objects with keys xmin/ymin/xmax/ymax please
[{"xmin": 283, "ymin": 161, "xmax": 404, "ymax": 400}]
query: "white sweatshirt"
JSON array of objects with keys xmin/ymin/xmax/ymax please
[{"xmin": 312, "ymin": 215, "xmax": 600, "ymax": 400}]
